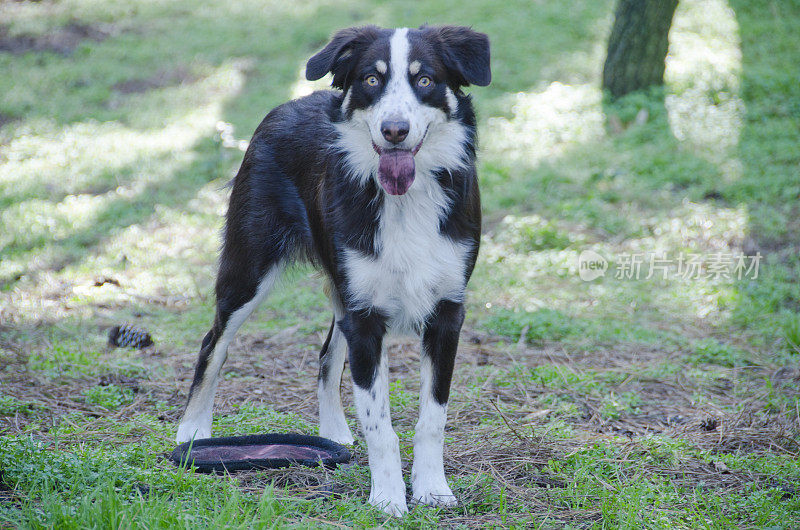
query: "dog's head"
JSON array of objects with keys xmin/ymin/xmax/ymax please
[{"xmin": 306, "ymin": 25, "xmax": 490, "ymax": 195}]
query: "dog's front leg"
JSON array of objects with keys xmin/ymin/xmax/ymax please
[
  {"xmin": 412, "ymin": 300, "xmax": 463, "ymax": 507},
  {"xmin": 340, "ymin": 310, "xmax": 407, "ymax": 516}
]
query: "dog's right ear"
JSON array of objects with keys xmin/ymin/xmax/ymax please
[
  {"xmin": 306, "ymin": 26, "xmax": 379, "ymax": 89},
  {"xmin": 427, "ymin": 25, "xmax": 491, "ymax": 88}
]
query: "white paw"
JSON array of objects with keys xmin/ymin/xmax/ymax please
[
  {"xmin": 413, "ymin": 476, "xmax": 457, "ymax": 507},
  {"xmin": 175, "ymin": 421, "xmax": 211, "ymax": 444},
  {"xmin": 369, "ymin": 495, "xmax": 409, "ymax": 517},
  {"xmin": 369, "ymin": 485, "xmax": 408, "ymax": 516},
  {"xmin": 319, "ymin": 423, "xmax": 355, "ymax": 445}
]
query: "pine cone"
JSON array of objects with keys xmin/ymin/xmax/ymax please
[{"xmin": 108, "ymin": 324, "xmax": 153, "ymax": 349}]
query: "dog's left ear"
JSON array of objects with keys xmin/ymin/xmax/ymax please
[
  {"xmin": 428, "ymin": 25, "xmax": 491, "ymax": 87},
  {"xmin": 306, "ymin": 26, "xmax": 380, "ymax": 89}
]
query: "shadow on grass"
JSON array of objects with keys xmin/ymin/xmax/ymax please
[{"xmin": 0, "ymin": 135, "xmax": 225, "ymax": 286}]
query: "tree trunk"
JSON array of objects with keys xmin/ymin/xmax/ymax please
[{"xmin": 602, "ymin": 0, "xmax": 679, "ymax": 99}]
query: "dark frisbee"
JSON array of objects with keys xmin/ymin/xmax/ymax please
[{"xmin": 170, "ymin": 433, "xmax": 351, "ymax": 473}]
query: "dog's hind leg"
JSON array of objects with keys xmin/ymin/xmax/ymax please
[
  {"xmin": 175, "ymin": 151, "xmax": 309, "ymax": 444},
  {"xmin": 176, "ymin": 264, "xmax": 282, "ymax": 443},
  {"xmin": 318, "ymin": 302, "xmax": 355, "ymax": 444},
  {"xmin": 411, "ymin": 299, "xmax": 463, "ymax": 507}
]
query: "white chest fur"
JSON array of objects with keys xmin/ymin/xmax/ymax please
[{"xmin": 343, "ymin": 179, "xmax": 470, "ymax": 334}]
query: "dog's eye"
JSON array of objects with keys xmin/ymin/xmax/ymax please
[
  {"xmin": 417, "ymin": 76, "xmax": 432, "ymax": 88},
  {"xmin": 364, "ymin": 75, "xmax": 380, "ymax": 87}
]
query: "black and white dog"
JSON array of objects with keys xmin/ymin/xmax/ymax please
[{"xmin": 176, "ymin": 25, "xmax": 490, "ymax": 515}]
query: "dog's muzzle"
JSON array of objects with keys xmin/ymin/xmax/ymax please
[{"xmin": 372, "ymin": 130, "xmax": 426, "ymax": 196}]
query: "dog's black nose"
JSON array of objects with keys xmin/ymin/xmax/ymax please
[{"xmin": 380, "ymin": 120, "xmax": 409, "ymax": 144}]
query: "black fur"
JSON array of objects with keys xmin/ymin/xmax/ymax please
[
  {"xmin": 306, "ymin": 26, "xmax": 387, "ymax": 89},
  {"xmin": 337, "ymin": 309, "xmax": 388, "ymax": 389},
  {"xmin": 423, "ymin": 25, "xmax": 491, "ymax": 87},
  {"xmin": 317, "ymin": 317, "xmax": 336, "ymax": 382},
  {"xmin": 423, "ymin": 300, "xmax": 465, "ymax": 404}
]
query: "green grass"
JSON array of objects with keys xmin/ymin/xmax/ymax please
[
  {"xmin": 81, "ymin": 384, "xmax": 135, "ymax": 410},
  {"xmin": 1, "ymin": 0, "xmax": 800, "ymax": 527}
]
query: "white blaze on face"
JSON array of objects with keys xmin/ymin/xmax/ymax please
[{"xmin": 364, "ymin": 28, "xmax": 447, "ymax": 151}]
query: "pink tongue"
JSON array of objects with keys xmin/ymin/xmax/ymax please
[{"xmin": 378, "ymin": 150, "xmax": 415, "ymax": 195}]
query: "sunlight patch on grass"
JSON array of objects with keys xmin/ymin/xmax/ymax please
[
  {"xmin": 289, "ymin": 63, "xmax": 333, "ymax": 100},
  {"xmin": 666, "ymin": 0, "xmax": 743, "ymax": 158},
  {"xmin": 86, "ymin": 198, "xmax": 224, "ymax": 283},
  {"xmin": 0, "ymin": 60, "xmax": 255, "ymax": 322},
  {"xmin": 49, "ymin": 196, "xmax": 224, "ymax": 319},
  {"xmin": 475, "ymin": 199, "xmax": 749, "ymax": 334},
  {"xmin": 628, "ymin": 200, "xmax": 747, "ymax": 254},
  {"xmin": 667, "ymin": 0, "xmax": 741, "ymax": 91},
  {"xmin": 0, "ymin": 59, "xmax": 249, "ymax": 205},
  {"xmin": 483, "ymin": 82, "xmax": 605, "ymax": 168},
  {"xmin": 1, "ymin": 195, "xmax": 107, "ymax": 253},
  {"xmin": 666, "ymin": 89, "xmax": 744, "ymax": 157},
  {"xmin": 477, "ymin": 238, "xmax": 579, "ymax": 311},
  {"xmin": 493, "ymin": 214, "xmax": 577, "ymax": 253}
]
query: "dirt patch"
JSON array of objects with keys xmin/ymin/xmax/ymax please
[
  {"xmin": 0, "ymin": 22, "xmax": 112, "ymax": 56},
  {"xmin": 111, "ymin": 67, "xmax": 196, "ymax": 95}
]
